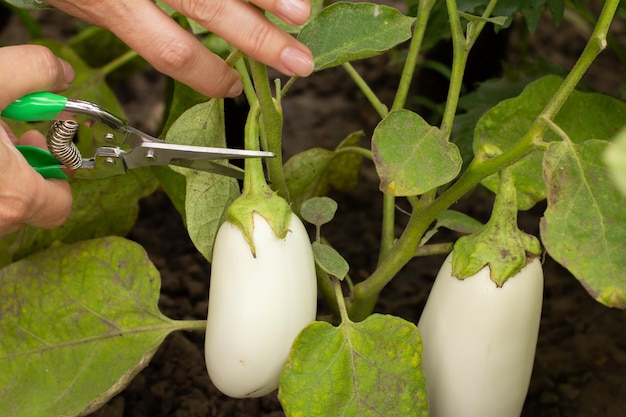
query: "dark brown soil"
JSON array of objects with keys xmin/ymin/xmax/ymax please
[{"xmin": 2, "ymin": 4, "xmax": 626, "ymax": 417}]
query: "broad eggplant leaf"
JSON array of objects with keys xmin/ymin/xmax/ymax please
[
  {"xmin": 1, "ymin": 40, "xmax": 158, "ymax": 262},
  {"xmin": 372, "ymin": 109, "xmax": 462, "ymax": 196},
  {"xmin": 285, "ymin": 132, "xmax": 363, "ymax": 214},
  {"xmin": 474, "ymin": 75, "xmax": 626, "ymax": 209},
  {"xmin": 163, "ymin": 99, "xmax": 240, "ymax": 262},
  {"xmin": 298, "ymin": 2, "xmax": 415, "ymax": 71},
  {"xmin": 328, "ymin": 131, "xmax": 364, "ymax": 192},
  {"xmin": 155, "ymin": 80, "xmax": 212, "ymax": 220},
  {"xmin": 541, "ymin": 140, "xmax": 626, "ymax": 309},
  {"xmin": 0, "ymin": 237, "xmax": 192, "ymax": 417},
  {"xmin": 279, "ymin": 314, "xmax": 428, "ymax": 416}
]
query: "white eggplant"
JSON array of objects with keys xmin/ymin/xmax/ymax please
[
  {"xmin": 418, "ymin": 252, "xmax": 543, "ymax": 417},
  {"xmin": 205, "ymin": 212, "xmax": 317, "ymax": 398}
]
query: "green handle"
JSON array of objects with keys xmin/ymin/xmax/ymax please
[
  {"xmin": 2, "ymin": 92, "xmax": 68, "ymax": 121},
  {"xmin": 17, "ymin": 145, "xmax": 69, "ymax": 180}
]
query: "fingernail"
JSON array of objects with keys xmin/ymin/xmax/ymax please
[
  {"xmin": 277, "ymin": 0, "xmax": 311, "ymax": 24},
  {"xmin": 60, "ymin": 59, "xmax": 75, "ymax": 85},
  {"xmin": 226, "ymin": 79, "xmax": 243, "ymax": 97},
  {"xmin": 280, "ymin": 46, "xmax": 314, "ymax": 76}
]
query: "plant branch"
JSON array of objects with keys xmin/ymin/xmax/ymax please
[
  {"xmin": 392, "ymin": 0, "xmax": 436, "ymax": 111},
  {"xmin": 343, "ymin": 62, "xmax": 388, "ymax": 119},
  {"xmin": 98, "ymin": 49, "xmax": 139, "ymax": 76},
  {"xmin": 440, "ymin": 0, "xmax": 498, "ymax": 134},
  {"xmin": 415, "ymin": 242, "xmax": 454, "ymax": 257},
  {"xmin": 174, "ymin": 320, "xmax": 207, "ymax": 331},
  {"xmin": 248, "ymin": 59, "xmax": 289, "ymax": 198}
]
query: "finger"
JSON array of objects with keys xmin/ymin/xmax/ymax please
[
  {"xmin": 0, "ymin": 121, "xmax": 19, "ymax": 145},
  {"xmin": 0, "ymin": 45, "xmax": 75, "ymax": 110},
  {"xmin": 168, "ymin": 0, "xmax": 314, "ymax": 77},
  {"xmin": 23, "ymin": 177, "xmax": 73, "ymax": 229},
  {"xmin": 0, "ymin": 131, "xmax": 72, "ymax": 234},
  {"xmin": 16, "ymin": 129, "xmax": 47, "ymax": 148},
  {"xmin": 48, "ymin": 0, "xmax": 243, "ymax": 98},
  {"xmin": 249, "ymin": 0, "xmax": 311, "ymax": 26}
]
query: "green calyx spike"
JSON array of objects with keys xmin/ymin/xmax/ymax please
[
  {"xmin": 451, "ymin": 166, "xmax": 541, "ymax": 287},
  {"xmin": 225, "ymin": 102, "xmax": 292, "ymax": 257}
]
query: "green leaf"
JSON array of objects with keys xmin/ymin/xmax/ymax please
[
  {"xmin": 603, "ymin": 127, "xmax": 626, "ymax": 196},
  {"xmin": 372, "ymin": 109, "xmax": 462, "ymax": 196},
  {"xmin": 301, "ymin": 196, "xmax": 338, "ymax": 227},
  {"xmin": 312, "ymin": 241, "xmax": 349, "ymax": 280},
  {"xmin": 299, "ymin": 2, "xmax": 415, "ymax": 71},
  {"xmin": 279, "ymin": 314, "xmax": 428, "ymax": 417},
  {"xmin": 164, "ymin": 99, "xmax": 240, "ymax": 261},
  {"xmin": 474, "ymin": 75, "xmax": 626, "ymax": 209},
  {"xmin": 328, "ymin": 131, "xmax": 364, "ymax": 192},
  {"xmin": 284, "ymin": 147, "xmax": 334, "ymax": 212},
  {"xmin": 541, "ymin": 140, "xmax": 626, "ymax": 309},
  {"xmin": 0, "ymin": 237, "xmax": 192, "ymax": 417},
  {"xmin": 284, "ymin": 132, "xmax": 363, "ymax": 214}
]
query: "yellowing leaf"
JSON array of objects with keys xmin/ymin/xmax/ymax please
[
  {"xmin": 541, "ymin": 140, "xmax": 626, "ymax": 308},
  {"xmin": 0, "ymin": 237, "xmax": 194, "ymax": 417},
  {"xmin": 372, "ymin": 109, "xmax": 461, "ymax": 196},
  {"xmin": 279, "ymin": 314, "xmax": 428, "ymax": 417}
]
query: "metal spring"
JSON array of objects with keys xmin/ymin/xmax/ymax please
[{"xmin": 46, "ymin": 120, "xmax": 82, "ymax": 170}]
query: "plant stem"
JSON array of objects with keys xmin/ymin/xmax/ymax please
[
  {"xmin": 392, "ymin": 0, "xmax": 436, "ymax": 111},
  {"xmin": 335, "ymin": 146, "xmax": 373, "ymax": 160},
  {"xmin": 99, "ymin": 49, "xmax": 140, "ymax": 76},
  {"xmin": 68, "ymin": 25, "xmax": 101, "ymax": 47},
  {"xmin": 343, "ymin": 63, "xmax": 388, "ymax": 119},
  {"xmin": 334, "ymin": 278, "xmax": 351, "ymax": 323},
  {"xmin": 234, "ymin": 58, "xmax": 257, "ymax": 105},
  {"xmin": 248, "ymin": 59, "xmax": 288, "ymax": 198},
  {"xmin": 416, "ymin": 242, "xmax": 454, "ymax": 257},
  {"xmin": 242, "ymin": 102, "xmax": 271, "ymax": 195},
  {"xmin": 440, "ymin": 0, "xmax": 498, "ymax": 134},
  {"xmin": 175, "ymin": 320, "xmax": 207, "ymax": 331}
]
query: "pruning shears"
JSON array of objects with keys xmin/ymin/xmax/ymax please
[{"xmin": 1, "ymin": 92, "xmax": 273, "ymax": 180}]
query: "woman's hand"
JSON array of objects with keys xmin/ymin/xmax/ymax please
[
  {"xmin": 47, "ymin": 0, "xmax": 315, "ymax": 98},
  {"xmin": 0, "ymin": 45, "xmax": 74, "ymax": 235}
]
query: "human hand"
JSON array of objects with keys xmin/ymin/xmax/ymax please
[
  {"xmin": 47, "ymin": 0, "xmax": 315, "ymax": 98},
  {"xmin": 0, "ymin": 45, "xmax": 74, "ymax": 236}
]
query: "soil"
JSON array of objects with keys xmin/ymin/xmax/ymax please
[{"xmin": 2, "ymin": 4, "xmax": 626, "ymax": 417}]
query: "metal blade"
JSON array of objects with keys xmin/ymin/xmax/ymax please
[{"xmin": 169, "ymin": 159, "xmax": 245, "ymax": 179}]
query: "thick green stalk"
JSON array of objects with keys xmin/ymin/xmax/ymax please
[
  {"xmin": 241, "ymin": 103, "xmax": 268, "ymax": 194},
  {"xmin": 248, "ymin": 59, "xmax": 288, "ymax": 198}
]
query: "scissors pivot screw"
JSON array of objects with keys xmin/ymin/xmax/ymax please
[{"xmin": 145, "ymin": 149, "xmax": 157, "ymax": 161}]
